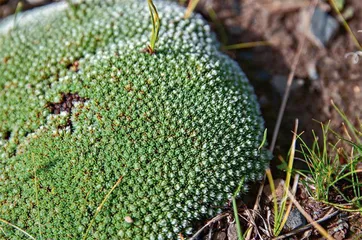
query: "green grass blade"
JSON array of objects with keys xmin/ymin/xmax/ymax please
[
  {"xmin": 275, "ymin": 120, "xmax": 298, "ymax": 236},
  {"xmin": 232, "ymin": 197, "xmax": 245, "ymax": 240},
  {"xmin": 147, "ymin": 0, "xmax": 160, "ymax": 54},
  {"xmin": 258, "ymin": 129, "xmax": 268, "ymax": 151},
  {"xmin": 232, "ymin": 177, "xmax": 245, "ymax": 240}
]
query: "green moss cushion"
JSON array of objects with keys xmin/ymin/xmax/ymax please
[{"xmin": 0, "ymin": 0, "xmax": 270, "ymax": 239}]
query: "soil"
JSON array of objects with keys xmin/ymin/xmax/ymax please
[
  {"xmin": 1, "ymin": 0, "xmax": 361, "ymax": 239},
  {"xmin": 193, "ymin": 0, "xmax": 362, "ymax": 156},
  {"xmin": 0, "ymin": 0, "xmax": 57, "ymax": 18}
]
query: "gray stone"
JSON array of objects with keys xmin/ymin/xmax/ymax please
[
  {"xmin": 285, "ymin": 208, "xmax": 307, "ymax": 231},
  {"xmin": 311, "ymin": 7, "xmax": 339, "ymax": 46}
]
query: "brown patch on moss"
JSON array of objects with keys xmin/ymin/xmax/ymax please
[
  {"xmin": 141, "ymin": 45, "xmax": 156, "ymax": 55},
  {"xmin": 46, "ymin": 93, "xmax": 88, "ymax": 131},
  {"xmin": 124, "ymin": 84, "xmax": 133, "ymax": 92},
  {"xmin": 3, "ymin": 56, "xmax": 10, "ymax": 64},
  {"xmin": 2, "ymin": 130, "xmax": 11, "ymax": 140},
  {"xmin": 47, "ymin": 93, "xmax": 87, "ymax": 115},
  {"xmin": 63, "ymin": 59, "xmax": 80, "ymax": 72},
  {"xmin": 68, "ymin": 61, "xmax": 80, "ymax": 72}
]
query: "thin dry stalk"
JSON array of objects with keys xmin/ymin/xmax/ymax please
[
  {"xmin": 272, "ymin": 208, "xmax": 339, "ymax": 240},
  {"xmin": 244, "ymin": 209, "xmax": 268, "ymax": 239},
  {"xmin": 184, "ymin": 0, "xmax": 200, "ymax": 19},
  {"xmin": 207, "ymin": 7, "xmax": 228, "ymax": 45},
  {"xmin": 245, "ymin": 1, "xmax": 317, "ymax": 238},
  {"xmin": 328, "ymin": 0, "xmax": 362, "ymax": 50},
  {"xmin": 274, "ymin": 120, "xmax": 299, "ymax": 235},
  {"xmin": 0, "ymin": 218, "xmax": 35, "ymax": 239},
  {"xmin": 0, "ymin": 226, "xmax": 6, "ymax": 236},
  {"xmin": 189, "ymin": 213, "xmax": 229, "ymax": 240},
  {"xmin": 286, "ymin": 189, "xmax": 335, "ymax": 240},
  {"xmin": 244, "ymin": 209, "xmax": 265, "ymax": 239},
  {"xmin": 82, "ymin": 176, "xmax": 123, "ymax": 240},
  {"xmin": 278, "ymin": 173, "xmax": 300, "ymax": 232},
  {"xmin": 223, "ymin": 41, "xmax": 270, "ymax": 50}
]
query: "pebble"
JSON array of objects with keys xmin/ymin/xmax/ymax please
[
  {"xmin": 311, "ymin": 7, "xmax": 339, "ymax": 46},
  {"xmin": 285, "ymin": 208, "xmax": 307, "ymax": 231}
]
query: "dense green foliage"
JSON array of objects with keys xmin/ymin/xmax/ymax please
[{"xmin": 0, "ymin": 0, "xmax": 270, "ymax": 239}]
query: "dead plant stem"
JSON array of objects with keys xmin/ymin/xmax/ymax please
[{"xmin": 245, "ymin": 1, "xmax": 317, "ymax": 239}]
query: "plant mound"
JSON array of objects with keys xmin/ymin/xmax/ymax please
[{"xmin": 0, "ymin": 0, "xmax": 270, "ymax": 239}]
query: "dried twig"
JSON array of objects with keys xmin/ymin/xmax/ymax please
[
  {"xmin": 245, "ymin": 1, "xmax": 318, "ymax": 239},
  {"xmin": 184, "ymin": 0, "xmax": 200, "ymax": 19},
  {"xmin": 189, "ymin": 213, "xmax": 229, "ymax": 240},
  {"xmin": 0, "ymin": 218, "xmax": 35, "ymax": 239},
  {"xmin": 82, "ymin": 176, "xmax": 123, "ymax": 240},
  {"xmin": 328, "ymin": 0, "xmax": 362, "ymax": 50},
  {"xmin": 285, "ymin": 189, "xmax": 335, "ymax": 240}
]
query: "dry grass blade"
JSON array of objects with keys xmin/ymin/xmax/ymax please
[
  {"xmin": 328, "ymin": 0, "xmax": 362, "ymax": 50},
  {"xmin": 272, "ymin": 208, "xmax": 339, "ymax": 240},
  {"xmin": 184, "ymin": 0, "xmax": 200, "ymax": 19},
  {"xmin": 269, "ymin": 14, "xmax": 310, "ymax": 151},
  {"xmin": 189, "ymin": 213, "xmax": 229, "ymax": 240},
  {"xmin": 278, "ymin": 173, "xmax": 300, "ymax": 234},
  {"xmin": 265, "ymin": 169, "xmax": 278, "ymax": 223},
  {"xmin": 82, "ymin": 176, "xmax": 123, "ymax": 240},
  {"xmin": 223, "ymin": 41, "xmax": 270, "ymax": 50},
  {"xmin": 320, "ymin": 201, "xmax": 362, "ymax": 212},
  {"xmin": 274, "ymin": 120, "xmax": 299, "ymax": 235},
  {"xmin": 0, "ymin": 218, "xmax": 36, "ymax": 239},
  {"xmin": 286, "ymin": 188, "xmax": 335, "ymax": 240},
  {"xmin": 0, "ymin": 226, "xmax": 6, "ymax": 236}
]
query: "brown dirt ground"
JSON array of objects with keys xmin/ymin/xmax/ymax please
[{"xmin": 194, "ymin": 0, "xmax": 362, "ymax": 156}]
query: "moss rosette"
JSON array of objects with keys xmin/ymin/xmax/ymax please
[{"xmin": 0, "ymin": 0, "xmax": 270, "ymax": 239}]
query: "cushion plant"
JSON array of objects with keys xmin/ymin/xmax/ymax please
[{"xmin": 0, "ymin": 0, "xmax": 270, "ymax": 239}]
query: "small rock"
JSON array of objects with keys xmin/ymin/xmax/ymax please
[
  {"xmin": 263, "ymin": 178, "xmax": 285, "ymax": 202},
  {"xmin": 285, "ymin": 208, "xmax": 307, "ymax": 231},
  {"xmin": 311, "ymin": 7, "xmax": 339, "ymax": 46}
]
